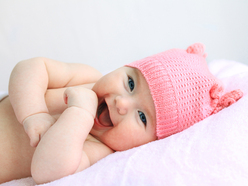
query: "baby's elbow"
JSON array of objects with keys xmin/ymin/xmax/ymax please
[
  {"xmin": 31, "ymin": 160, "xmax": 80, "ymax": 184},
  {"xmin": 31, "ymin": 162, "xmax": 60, "ymax": 184},
  {"xmin": 31, "ymin": 163, "xmax": 54, "ymax": 184},
  {"xmin": 31, "ymin": 166, "xmax": 47, "ymax": 184},
  {"xmin": 16, "ymin": 57, "xmax": 45, "ymax": 67}
]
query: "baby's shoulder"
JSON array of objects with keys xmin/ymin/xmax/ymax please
[{"xmin": 84, "ymin": 134, "xmax": 114, "ymax": 164}]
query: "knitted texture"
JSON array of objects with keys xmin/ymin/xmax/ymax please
[{"xmin": 126, "ymin": 43, "xmax": 243, "ymax": 139}]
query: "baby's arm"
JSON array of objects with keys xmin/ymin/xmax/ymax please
[
  {"xmin": 31, "ymin": 87, "xmax": 113, "ymax": 184},
  {"xmin": 9, "ymin": 57, "xmax": 102, "ymax": 147}
]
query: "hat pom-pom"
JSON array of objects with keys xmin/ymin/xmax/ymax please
[{"xmin": 186, "ymin": 43, "xmax": 207, "ymax": 58}]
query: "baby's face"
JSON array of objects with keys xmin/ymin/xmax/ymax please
[{"xmin": 91, "ymin": 67, "xmax": 157, "ymax": 151}]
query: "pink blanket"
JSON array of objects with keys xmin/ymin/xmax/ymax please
[{"xmin": 2, "ymin": 60, "xmax": 248, "ymax": 186}]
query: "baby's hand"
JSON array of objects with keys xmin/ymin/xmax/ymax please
[
  {"xmin": 64, "ymin": 86, "xmax": 98, "ymax": 118},
  {"xmin": 23, "ymin": 113, "xmax": 56, "ymax": 147}
]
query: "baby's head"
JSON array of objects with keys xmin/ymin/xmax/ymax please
[
  {"xmin": 91, "ymin": 43, "xmax": 243, "ymax": 151},
  {"xmin": 126, "ymin": 43, "xmax": 243, "ymax": 139}
]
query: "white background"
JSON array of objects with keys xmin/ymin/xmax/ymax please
[{"xmin": 0, "ymin": 0, "xmax": 247, "ymax": 90}]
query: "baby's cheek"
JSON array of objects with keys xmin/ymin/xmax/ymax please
[{"xmin": 102, "ymin": 129, "xmax": 129, "ymax": 151}]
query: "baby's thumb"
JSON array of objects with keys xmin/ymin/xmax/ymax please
[{"xmin": 28, "ymin": 132, "xmax": 40, "ymax": 147}]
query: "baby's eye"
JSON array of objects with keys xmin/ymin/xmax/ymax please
[
  {"xmin": 128, "ymin": 77, "xmax": 135, "ymax": 92},
  {"xmin": 138, "ymin": 111, "xmax": 147, "ymax": 126}
]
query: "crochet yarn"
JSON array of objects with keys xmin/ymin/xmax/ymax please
[{"xmin": 126, "ymin": 43, "xmax": 243, "ymax": 139}]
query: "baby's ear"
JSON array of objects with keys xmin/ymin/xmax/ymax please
[{"xmin": 186, "ymin": 43, "xmax": 207, "ymax": 58}]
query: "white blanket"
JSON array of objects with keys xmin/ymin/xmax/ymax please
[{"xmin": 2, "ymin": 60, "xmax": 248, "ymax": 186}]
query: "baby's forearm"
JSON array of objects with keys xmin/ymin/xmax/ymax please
[
  {"xmin": 31, "ymin": 106, "xmax": 94, "ymax": 184},
  {"xmin": 9, "ymin": 58, "xmax": 49, "ymax": 124}
]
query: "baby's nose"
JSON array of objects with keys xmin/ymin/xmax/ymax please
[{"xmin": 115, "ymin": 96, "xmax": 130, "ymax": 115}]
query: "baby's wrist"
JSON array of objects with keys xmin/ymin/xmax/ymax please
[
  {"xmin": 66, "ymin": 106, "xmax": 96, "ymax": 120},
  {"xmin": 22, "ymin": 112, "xmax": 55, "ymax": 125}
]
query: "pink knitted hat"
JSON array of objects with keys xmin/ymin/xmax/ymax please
[{"xmin": 126, "ymin": 43, "xmax": 243, "ymax": 139}]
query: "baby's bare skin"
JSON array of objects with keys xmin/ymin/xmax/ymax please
[
  {"xmin": 0, "ymin": 86, "xmax": 93, "ymax": 183},
  {"xmin": 0, "ymin": 97, "xmax": 35, "ymax": 183},
  {"xmin": 0, "ymin": 58, "xmax": 114, "ymax": 184},
  {"xmin": 0, "ymin": 90, "xmax": 68, "ymax": 182},
  {"xmin": 0, "ymin": 93, "xmax": 102, "ymax": 183}
]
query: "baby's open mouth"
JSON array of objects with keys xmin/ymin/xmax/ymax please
[{"xmin": 97, "ymin": 100, "xmax": 113, "ymax": 127}]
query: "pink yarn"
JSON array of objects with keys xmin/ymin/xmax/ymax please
[{"xmin": 126, "ymin": 43, "xmax": 243, "ymax": 139}]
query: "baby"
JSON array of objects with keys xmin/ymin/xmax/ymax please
[{"xmin": 0, "ymin": 43, "xmax": 243, "ymax": 184}]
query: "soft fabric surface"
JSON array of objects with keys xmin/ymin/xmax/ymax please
[{"xmin": 1, "ymin": 60, "xmax": 248, "ymax": 186}]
